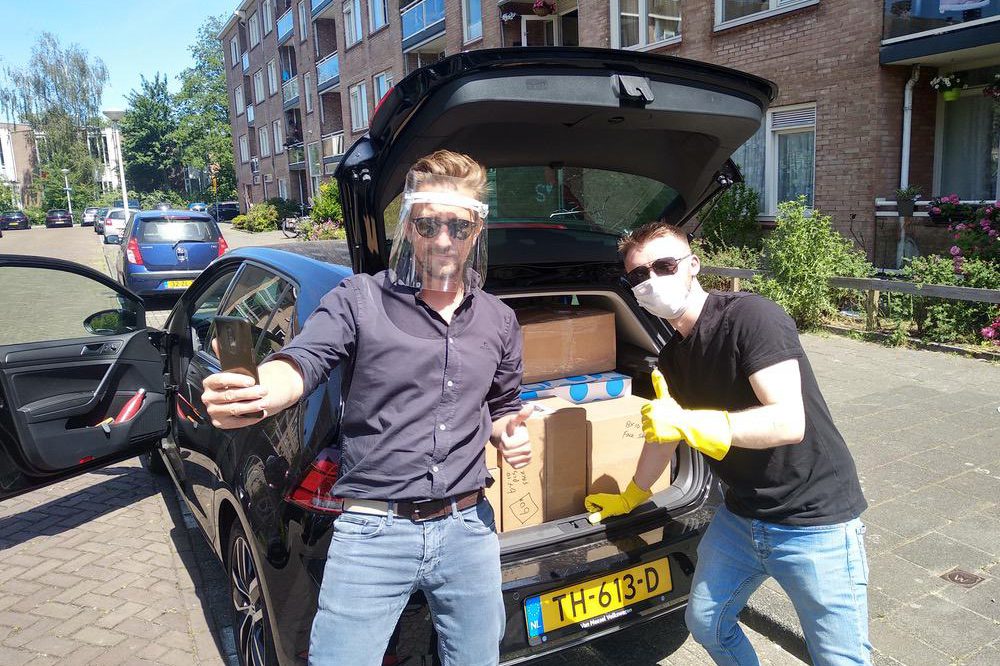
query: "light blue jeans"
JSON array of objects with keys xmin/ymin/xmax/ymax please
[
  {"xmin": 685, "ymin": 505, "xmax": 871, "ymax": 666},
  {"xmin": 307, "ymin": 498, "xmax": 505, "ymax": 666}
]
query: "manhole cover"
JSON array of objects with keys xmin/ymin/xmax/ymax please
[{"xmin": 940, "ymin": 568, "xmax": 986, "ymax": 588}]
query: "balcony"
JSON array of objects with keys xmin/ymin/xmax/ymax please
[
  {"xmin": 246, "ymin": 104, "xmax": 255, "ymax": 125},
  {"xmin": 881, "ymin": 0, "xmax": 1000, "ymax": 64},
  {"xmin": 401, "ymin": 0, "xmax": 445, "ymax": 50},
  {"xmin": 277, "ymin": 8, "xmax": 294, "ymax": 43},
  {"xmin": 311, "ymin": 0, "xmax": 334, "ymax": 16},
  {"xmin": 288, "ymin": 144, "xmax": 306, "ymax": 170},
  {"xmin": 321, "ymin": 132, "xmax": 345, "ymax": 163},
  {"xmin": 282, "ymin": 76, "xmax": 300, "ymax": 108},
  {"xmin": 241, "ymin": 52, "xmax": 249, "ymax": 73},
  {"xmin": 316, "ymin": 54, "xmax": 340, "ymax": 92}
]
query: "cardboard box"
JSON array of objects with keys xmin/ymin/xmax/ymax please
[
  {"xmin": 583, "ymin": 395, "xmax": 672, "ymax": 497},
  {"xmin": 520, "ymin": 371, "xmax": 632, "ymax": 404},
  {"xmin": 499, "ymin": 397, "xmax": 588, "ymax": 530},
  {"xmin": 517, "ymin": 307, "xmax": 616, "ymax": 383}
]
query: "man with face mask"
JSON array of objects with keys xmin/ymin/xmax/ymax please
[
  {"xmin": 200, "ymin": 150, "xmax": 532, "ymax": 665},
  {"xmin": 584, "ymin": 222, "xmax": 870, "ymax": 666}
]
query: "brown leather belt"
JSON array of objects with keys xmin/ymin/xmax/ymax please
[{"xmin": 343, "ymin": 489, "xmax": 483, "ymax": 523}]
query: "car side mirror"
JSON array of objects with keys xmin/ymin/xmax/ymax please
[
  {"xmin": 84, "ymin": 308, "xmax": 138, "ymax": 335},
  {"xmin": 104, "ymin": 234, "xmax": 120, "ymax": 245}
]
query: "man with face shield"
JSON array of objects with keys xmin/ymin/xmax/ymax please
[
  {"xmin": 584, "ymin": 222, "xmax": 871, "ymax": 666},
  {"xmin": 199, "ymin": 150, "xmax": 532, "ymax": 665}
]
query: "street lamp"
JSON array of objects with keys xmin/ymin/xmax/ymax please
[
  {"xmin": 60, "ymin": 168, "xmax": 73, "ymax": 220},
  {"xmin": 102, "ymin": 109, "xmax": 129, "ymax": 211}
]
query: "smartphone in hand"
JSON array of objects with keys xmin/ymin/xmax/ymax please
[{"xmin": 213, "ymin": 316, "xmax": 264, "ymax": 418}]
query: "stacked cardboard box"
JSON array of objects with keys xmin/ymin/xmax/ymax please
[{"xmin": 516, "ymin": 306, "xmax": 616, "ymax": 383}]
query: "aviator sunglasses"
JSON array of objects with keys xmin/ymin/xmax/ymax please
[
  {"xmin": 622, "ymin": 254, "xmax": 692, "ymax": 288},
  {"xmin": 412, "ymin": 216, "xmax": 480, "ymax": 241}
]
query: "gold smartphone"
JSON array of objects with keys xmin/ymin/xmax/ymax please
[{"xmin": 213, "ymin": 316, "xmax": 264, "ymax": 418}]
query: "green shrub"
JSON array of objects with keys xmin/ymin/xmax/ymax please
[
  {"xmin": 310, "ymin": 180, "xmax": 343, "ymax": 225},
  {"xmin": 301, "ymin": 219, "xmax": 347, "ymax": 241},
  {"xmin": 902, "ymin": 254, "xmax": 1000, "ymax": 344},
  {"xmin": 754, "ymin": 197, "xmax": 874, "ymax": 328},
  {"xmin": 698, "ymin": 183, "xmax": 762, "ymax": 252},
  {"xmin": 138, "ymin": 189, "xmax": 186, "ymax": 210},
  {"xmin": 692, "ymin": 239, "xmax": 761, "ymax": 292},
  {"xmin": 24, "ymin": 207, "xmax": 47, "ymax": 226},
  {"xmin": 266, "ymin": 197, "xmax": 303, "ymax": 220},
  {"xmin": 232, "ymin": 202, "xmax": 279, "ymax": 233}
]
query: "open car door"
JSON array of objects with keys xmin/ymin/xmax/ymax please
[{"xmin": 0, "ymin": 255, "xmax": 168, "ymax": 500}]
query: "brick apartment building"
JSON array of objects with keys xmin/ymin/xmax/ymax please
[
  {"xmin": 220, "ymin": 0, "xmax": 1000, "ymax": 266},
  {"xmin": 0, "ymin": 123, "xmax": 36, "ymax": 209}
]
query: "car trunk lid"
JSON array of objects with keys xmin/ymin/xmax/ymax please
[{"xmin": 137, "ymin": 216, "xmax": 221, "ymax": 271}]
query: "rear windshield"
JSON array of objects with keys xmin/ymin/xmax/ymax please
[
  {"xmin": 85, "ymin": 208, "xmax": 98, "ymax": 213},
  {"xmin": 138, "ymin": 217, "xmax": 219, "ymax": 243},
  {"xmin": 50, "ymin": 210, "xmax": 67, "ymax": 215},
  {"xmin": 109, "ymin": 211, "xmax": 125, "ymax": 220}
]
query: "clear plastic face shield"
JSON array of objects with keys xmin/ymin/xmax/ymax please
[{"xmin": 388, "ymin": 171, "xmax": 489, "ymax": 294}]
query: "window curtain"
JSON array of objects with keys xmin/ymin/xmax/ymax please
[
  {"xmin": 777, "ymin": 130, "xmax": 815, "ymax": 207},
  {"xmin": 620, "ymin": 0, "xmax": 640, "ymax": 47},
  {"xmin": 731, "ymin": 124, "xmax": 766, "ymax": 212},
  {"xmin": 940, "ymin": 94, "xmax": 997, "ymax": 200}
]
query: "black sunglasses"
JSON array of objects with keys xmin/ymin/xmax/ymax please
[
  {"xmin": 623, "ymin": 254, "xmax": 692, "ymax": 287},
  {"xmin": 412, "ymin": 216, "xmax": 479, "ymax": 240}
]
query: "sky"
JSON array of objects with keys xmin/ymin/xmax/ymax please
[{"xmin": 1, "ymin": 0, "xmax": 237, "ymax": 110}]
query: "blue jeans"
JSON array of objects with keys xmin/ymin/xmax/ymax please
[
  {"xmin": 308, "ymin": 498, "xmax": 504, "ymax": 666},
  {"xmin": 685, "ymin": 505, "xmax": 871, "ymax": 666}
]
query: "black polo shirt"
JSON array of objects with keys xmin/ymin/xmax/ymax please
[
  {"xmin": 272, "ymin": 271, "xmax": 523, "ymax": 501},
  {"xmin": 658, "ymin": 291, "xmax": 867, "ymax": 526}
]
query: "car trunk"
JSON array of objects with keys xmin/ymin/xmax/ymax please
[
  {"xmin": 335, "ymin": 47, "xmax": 773, "ymax": 550},
  {"xmin": 137, "ymin": 217, "xmax": 221, "ymax": 272}
]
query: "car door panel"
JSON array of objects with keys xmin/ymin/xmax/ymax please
[{"xmin": 0, "ymin": 255, "xmax": 167, "ymax": 501}]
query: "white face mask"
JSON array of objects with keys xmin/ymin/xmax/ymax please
[{"xmin": 632, "ymin": 274, "xmax": 691, "ymax": 320}]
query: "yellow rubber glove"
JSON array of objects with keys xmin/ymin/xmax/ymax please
[
  {"xmin": 584, "ymin": 479, "xmax": 652, "ymax": 524},
  {"xmin": 641, "ymin": 369, "xmax": 733, "ymax": 461}
]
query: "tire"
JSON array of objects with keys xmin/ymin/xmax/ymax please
[
  {"xmin": 281, "ymin": 217, "xmax": 299, "ymax": 239},
  {"xmin": 227, "ymin": 522, "xmax": 279, "ymax": 666},
  {"xmin": 143, "ymin": 449, "xmax": 168, "ymax": 475}
]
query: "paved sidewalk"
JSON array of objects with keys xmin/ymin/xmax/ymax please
[{"xmin": 745, "ymin": 334, "xmax": 1000, "ymax": 666}]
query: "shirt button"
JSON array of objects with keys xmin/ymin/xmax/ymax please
[
  {"xmin": 432, "ymin": 465, "xmax": 439, "ymax": 473},
  {"xmin": 439, "ymin": 424, "xmax": 446, "ymax": 431},
  {"xmin": 447, "ymin": 380, "xmax": 454, "ymax": 387}
]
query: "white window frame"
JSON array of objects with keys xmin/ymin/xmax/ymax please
[
  {"xmin": 714, "ymin": 0, "xmax": 818, "ymax": 32},
  {"xmin": 272, "ymin": 119, "xmax": 284, "ymax": 153},
  {"xmin": 610, "ymin": 0, "xmax": 682, "ymax": 50},
  {"xmin": 258, "ymin": 126, "xmax": 271, "ymax": 157},
  {"xmin": 373, "ymin": 70, "xmax": 393, "ymax": 102},
  {"xmin": 267, "ymin": 59, "xmax": 278, "ymax": 95},
  {"xmin": 370, "ymin": 0, "xmax": 389, "ymax": 31},
  {"xmin": 298, "ymin": 1, "xmax": 309, "ymax": 41},
  {"xmin": 462, "ymin": 0, "xmax": 483, "ymax": 43},
  {"xmin": 230, "ymin": 36, "xmax": 240, "ymax": 67},
  {"xmin": 234, "ymin": 85, "xmax": 245, "ymax": 115},
  {"xmin": 263, "ymin": 0, "xmax": 274, "ymax": 34},
  {"xmin": 304, "ymin": 71, "xmax": 314, "ymax": 113},
  {"xmin": 521, "ymin": 15, "xmax": 560, "ymax": 46},
  {"xmin": 344, "ymin": 0, "xmax": 362, "ymax": 47},
  {"xmin": 349, "ymin": 81, "xmax": 369, "ymax": 131},
  {"xmin": 249, "ymin": 12, "xmax": 261, "ymax": 47},
  {"xmin": 278, "ymin": 177, "xmax": 288, "ymax": 199},
  {"xmin": 253, "ymin": 70, "xmax": 265, "ymax": 103},
  {"xmin": 239, "ymin": 134, "xmax": 250, "ymax": 163}
]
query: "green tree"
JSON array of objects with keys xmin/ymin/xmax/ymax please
[
  {"xmin": 171, "ymin": 15, "xmax": 237, "ymax": 201},
  {"xmin": 121, "ymin": 74, "xmax": 180, "ymax": 192}
]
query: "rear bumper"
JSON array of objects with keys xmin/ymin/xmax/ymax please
[
  {"xmin": 45, "ymin": 220, "xmax": 72, "ymax": 227},
  {"xmin": 124, "ymin": 269, "xmax": 202, "ymax": 296}
]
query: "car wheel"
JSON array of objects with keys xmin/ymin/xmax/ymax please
[{"xmin": 227, "ymin": 522, "xmax": 279, "ymax": 666}]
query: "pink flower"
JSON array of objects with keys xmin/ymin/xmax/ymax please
[
  {"xmin": 989, "ymin": 230, "xmax": 998, "ymax": 239},
  {"xmin": 953, "ymin": 234, "xmax": 961, "ymax": 240},
  {"xmin": 931, "ymin": 206, "xmax": 942, "ymax": 215},
  {"xmin": 949, "ymin": 245, "xmax": 962, "ymax": 256},
  {"xmin": 983, "ymin": 327, "xmax": 997, "ymax": 340}
]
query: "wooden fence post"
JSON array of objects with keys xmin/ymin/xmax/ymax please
[{"xmin": 865, "ymin": 290, "xmax": 880, "ymax": 331}]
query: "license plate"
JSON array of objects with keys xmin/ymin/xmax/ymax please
[
  {"xmin": 166, "ymin": 280, "xmax": 193, "ymax": 288},
  {"xmin": 524, "ymin": 558, "xmax": 672, "ymax": 641}
]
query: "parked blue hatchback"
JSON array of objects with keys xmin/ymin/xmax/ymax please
[{"xmin": 115, "ymin": 210, "xmax": 229, "ymax": 296}]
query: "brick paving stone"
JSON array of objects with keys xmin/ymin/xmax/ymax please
[
  {"xmin": 30, "ymin": 603, "xmax": 82, "ymax": 621},
  {"xmin": 22, "ymin": 634, "xmax": 78, "ymax": 657},
  {"xmin": 71, "ymin": 625, "xmax": 126, "ymax": 647}
]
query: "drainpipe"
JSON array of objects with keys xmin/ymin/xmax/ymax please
[{"xmin": 896, "ymin": 64, "xmax": 920, "ymax": 268}]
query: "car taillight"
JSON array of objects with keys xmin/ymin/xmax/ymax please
[
  {"xmin": 126, "ymin": 237, "xmax": 144, "ymax": 265},
  {"xmin": 286, "ymin": 451, "xmax": 343, "ymax": 514},
  {"xmin": 217, "ymin": 236, "xmax": 229, "ymax": 257}
]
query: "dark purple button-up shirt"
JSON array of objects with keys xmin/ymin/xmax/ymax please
[{"xmin": 272, "ymin": 270, "xmax": 523, "ymax": 501}]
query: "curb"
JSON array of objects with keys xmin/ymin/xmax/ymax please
[{"xmin": 819, "ymin": 325, "xmax": 1000, "ymax": 362}]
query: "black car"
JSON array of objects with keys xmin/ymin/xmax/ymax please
[
  {"xmin": 94, "ymin": 207, "xmax": 110, "ymax": 234},
  {"xmin": 1, "ymin": 211, "xmax": 30, "ymax": 230},
  {"xmin": 208, "ymin": 201, "xmax": 240, "ymax": 222},
  {"xmin": 45, "ymin": 209, "xmax": 73, "ymax": 228},
  {"xmin": 0, "ymin": 48, "xmax": 773, "ymax": 666}
]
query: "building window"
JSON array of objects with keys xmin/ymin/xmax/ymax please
[
  {"xmin": 263, "ymin": 0, "xmax": 274, "ymax": 34},
  {"xmin": 267, "ymin": 59, "xmax": 278, "ymax": 95},
  {"xmin": 235, "ymin": 85, "xmax": 245, "ymax": 115},
  {"xmin": 239, "ymin": 134, "xmax": 250, "ymax": 163},
  {"xmin": 304, "ymin": 72, "xmax": 314, "ymax": 113},
  {"xmin": 298, "ymin": 1, "xmax": 309, "ymax": 41},
  {"xmin": 613, "ymin": 0, "xmax": 680, "ymax": 49},
  {"xmin": 463, "ymin": 0, "xmax": 482, "ymax": 42},
  {"xmin": 938, "ymin": 91, "xmax": 1000, "ymax": 201},
  {"xmin": 344, "ymin": 0, "xmax": 362, "ymax": 46},
  {"xmin": 249, "ymin": 12, "xmax": 261, "ymax": 47},
  {"xmin": 278, "ymin": 177, "xmax": 288, "ymax": 199},
  {"xmin": 230, "ymin": 36, "xmax": 240, "ymax": 67},
  {"xmin": 731, "ymin": 104, "xmax": 816, "ymax": 216},
  {"xmin": 349, "ymin": 81, "xmax": 369, "ymax": 131},
  {"xmin": 272, "ymin": 119, "xmax": 284, "ymax": 153},
  {"xmin": 373, "ymin": 70, "xmax": 393, "ymax": 102},
  {"xmin": 715, "ymin": 0, "xmax": 815, "ymax": 28},
  {"xmin": 253, "ymin": 70, "xmax": 265, "ymax": 103},
  {"xmin": 371, "ymin": 0, "xmax": 389, "ymax": 31},
  {"xmin": 259, "ymin": 127, "xmax": 271, "ymax": 157},
  {"xmin": 307, "ymin": 141, "xmax": 322, "ymax": 197}
]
